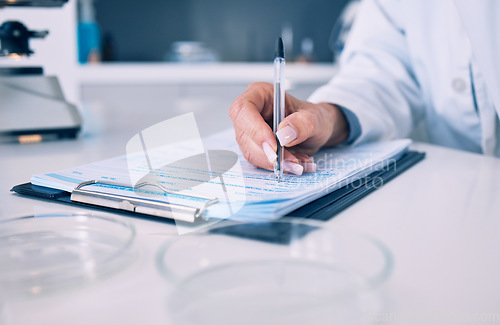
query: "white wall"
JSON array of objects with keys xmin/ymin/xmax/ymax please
[{"xmin": 1, "ymin": 1, "xmax": 79, "ymax": 105}]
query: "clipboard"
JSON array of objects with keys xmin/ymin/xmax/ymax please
[{"xmin": 11, "ymin": 151, "xmax": 425, "ymax": 222}]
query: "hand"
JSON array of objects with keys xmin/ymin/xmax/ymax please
[{"xmin": 229, "ymin": 82, "xmax": 349, "ymax": 175}]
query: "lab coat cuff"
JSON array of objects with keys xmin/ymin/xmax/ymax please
[{"xmin": 337, "ymin": 106, "xmax": 362, "ymax": 145}]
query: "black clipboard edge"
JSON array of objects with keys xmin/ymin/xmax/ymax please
[
  {"xmin": 286, "ymin": 150, "xmax": 426, "ymax": 220},
  {"xmin": 10, "ymin": 183, "xmax": 177, "ymax": 224}
]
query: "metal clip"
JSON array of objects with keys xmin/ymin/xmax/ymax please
[{"xmin": 70, "ymin": 180, "xmax": 218, "ymax": 223}]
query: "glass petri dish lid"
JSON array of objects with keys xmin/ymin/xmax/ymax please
[
  {"xmin": 157, "ymin": 218, "xmax": 393, "ymax": 325},
  {"xmin": 0, "ymin": 213, "xmax": 135, "ymax": 298}
]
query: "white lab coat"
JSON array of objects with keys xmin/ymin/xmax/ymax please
[{"xmin": 309, "ymin": 0, "xmax": 500, "ymax": 156}]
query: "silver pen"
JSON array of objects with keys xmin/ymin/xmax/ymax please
[{"xmin": 273, "ymin": 37, "xmax": 285, "ymax": 182}]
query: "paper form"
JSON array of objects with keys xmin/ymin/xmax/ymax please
[{"xmin": 31, "ymin": 129, "xmax": 410, "ymax": 221}]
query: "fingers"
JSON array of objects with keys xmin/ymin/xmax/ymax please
[
  {"xmin": 234, "ymin": 126, "xmax": 274, "ymax": 171},
  {"xmin": 282, "ymin": 150, "xmax": 302, "ymax": 175},
  {"xmin": 277, "ymin": 109, "xmax": 319, "ymax": 148},
  {"xmin": 276, "ymin": 103, "xmax": 345, "ymax": 152},
  {"xmin": 234, "ymin": 128, "xmax": 317, "ymax": 175},
  {"xmin": 281, "ymin": 151, "xmax": 317, "ymax": 175},
  {"xmin": 229, "ymin": 82, "xmax": 274, "ymax": 122},
  {"xmin": 230, "ymin": 82, "xmax": 277, "ymax": 170},
  {"xmin": 294, "ymin": 153, "xmax": 317, "ymax": 174},
  {"xmin": 229, "ymin": 82, "xmax": 321, "ymax": 175}
]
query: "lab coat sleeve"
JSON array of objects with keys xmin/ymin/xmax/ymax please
[
  {"xmin": 308, "ymin": 0, "xmax": 425, "ymax": 144},
  {"xmin": 337, "ymin": 106, "xmax": 362, "ymax": 145}
]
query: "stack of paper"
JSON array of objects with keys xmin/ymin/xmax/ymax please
[{"xmin": 31, "ymin": 129, "xmax": 411, "ymax": 221}]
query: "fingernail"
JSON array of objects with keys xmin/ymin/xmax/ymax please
[
  {"xmin": 302, "ymin": 162, "xmax": 317, "ymax": 173},
  {"xmin": 276, "ymin": 124, "xmax": 297, "ymax": 146},
  {"xmin": 262, "ymin": 142, "xmax": 277, "ymax": 163},
  {"xmin": 283, "ymin": 161, "xmax": 304, "ymax": 175}
]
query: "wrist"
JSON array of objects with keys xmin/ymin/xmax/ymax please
[{"xmin": 317, "ymin": 103, "xmax": 349, "ymax": 146}]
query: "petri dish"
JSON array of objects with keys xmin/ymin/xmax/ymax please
[
  {"xmin": 0, "ymin": 213, "xmax": 135, "ymax": 298},
  {"xmin": 157, "ymin": 218, "xmax": 393, "ymax": 325}
]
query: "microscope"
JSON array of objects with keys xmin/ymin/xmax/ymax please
[{"xmin": 0, "ymin": 0, "xmax": 81, "ymax": 143}]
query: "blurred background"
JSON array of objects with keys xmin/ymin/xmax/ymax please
[
  {"xmin": 92, "ymin": 0, "xmax": 350, "ymax": 63},
  {"xmin": 1, "ymin": 0, "xmax": 356, "ymax": 141}
]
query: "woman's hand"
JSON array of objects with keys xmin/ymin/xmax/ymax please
[{"xmin": 229, "ymin": 82, "xmax": 349, "ymax": 175}]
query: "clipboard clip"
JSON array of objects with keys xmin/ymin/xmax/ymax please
[{"xmin": 70, "ymin": 180, "xmax": 219, "ymax": 223}]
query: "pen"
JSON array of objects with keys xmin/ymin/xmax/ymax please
[{"xmin": 274, "ymin": 37, "xmax": 285, "ymax": 182}]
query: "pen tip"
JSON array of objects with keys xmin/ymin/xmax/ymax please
[{"xmin": 276, "ymin": 37, "xmax": 284, "ymax": 59}]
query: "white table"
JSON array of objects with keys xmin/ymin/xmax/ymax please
[{"xmin": 1, "ymin": 112, "xmax": 500, "ymax": 324}]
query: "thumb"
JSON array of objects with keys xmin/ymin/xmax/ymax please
[{"xmin": 276, "ymin": 110, "xmax": 317, "ymax": 147}]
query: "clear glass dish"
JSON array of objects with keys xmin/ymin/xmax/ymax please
[
  {"xmin": 0, "ymin": 213, "xmax": 135, "ymax": 298},
  {"xmin": 157, "ymin": 218, "xmax": 393, "ymax": 325}
]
